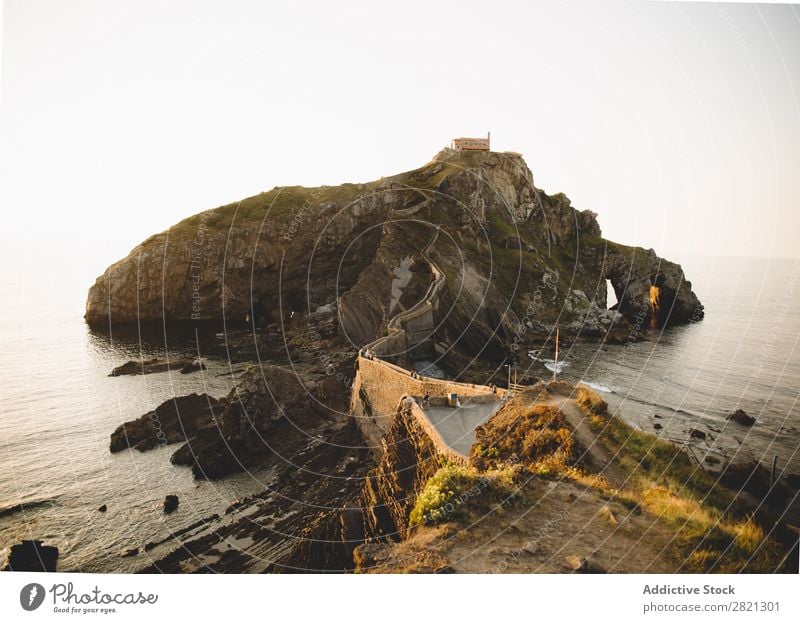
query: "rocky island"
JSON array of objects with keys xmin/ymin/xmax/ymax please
[{"xmin": 83, "ymin": 148, "xmax": 796, "ymax": 573}]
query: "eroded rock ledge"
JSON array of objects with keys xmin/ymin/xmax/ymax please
[{"xmin": 109, "ymin": 364, "xmax": 333, "ymax": 479}]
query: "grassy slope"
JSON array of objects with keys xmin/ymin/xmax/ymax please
[
  {"xmin": 408, "ymin": 387, "xmax": 784, "ymax": 573},
  {"xmin": 576, "ymin": 387, "xmax": 779, "ymax": 572}
]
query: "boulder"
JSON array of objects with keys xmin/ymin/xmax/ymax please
[
  {"xmin": 98, "ymin": 504, "xmax": 107, "ymax": 513},
  {"xmin": 109, "ymin": 393, "xmax": 221, "ymax": 453},
  {"xmin": 180, "ymin": 360, "xmax": 207, "ymax": 374},
  {"xmin": 163, "ymin": 495, "xmax": 179, "ymax": 514},
  {"xmin": 564, "ymin": 554, "xmax": 606, "ymax": 573},
  {"xmin": 727, "ymin": 409, "xmax": 756, "ymax": 427},
  {"xmin": 689, "ymin": 428, "xmax": 707, "ymax": 440}
]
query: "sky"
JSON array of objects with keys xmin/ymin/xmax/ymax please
[{"xmin": 1, "ymin": 0, "xmax": 799, "ymax": 292}]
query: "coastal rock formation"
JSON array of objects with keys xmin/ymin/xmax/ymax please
[
  {"xmin": 169, "ymin": 364, "xmax": 324, "ymax": 478},
  {"xmin": 3, "ymin": 540, "xmax": 59, "ymax": 572},
  {"xmin": 728, "ymin": 408, "xmax": 756, "ymax": 426},
  {"xmin": 603, "ymin": 244, "xmax": 704, "ymax": 328},
  {"xmin": 109, "ymin": 351, "xmax": 355, "ymax": 481},
  {"xmin": 109, "ymin": 393, "xmax": 222, "ymax": 453},
  {"xmin": 141, "ymin": 415, "xmax": 373, "ymax": 573},
  {"xmin": 109, "ymin": 357, "xmax": 205, "ymax": 377},
  {"xmin": 359, "ymin": 403, "xmax": 446, "ymax": 540},
  {"xmin": 87, "ymin": 149, "xmax": 704, "ymax": 361},
  {"xmin": 163, "ymin": 495, "xmax": 179, "ymax": 514}
]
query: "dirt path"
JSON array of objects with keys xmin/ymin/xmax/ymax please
[
  {"xmin": 360, "ymin": 475, "xmax": 681, "ymax": 573},
  {"xmin": 546, "ymin": 397, "xmax": 629, "ymax": 489}
]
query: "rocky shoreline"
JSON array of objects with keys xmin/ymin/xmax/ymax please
[
  {"xmin": 96, "ymin": 372, "xmax": 797, "ymax": 574},
  {"xmin": 109, "ymin": 357, "xmax": 206, "ymax": 377},
  {"xmin": 41, "ymin": 148, "xmax": 796, "ymax": 573}
]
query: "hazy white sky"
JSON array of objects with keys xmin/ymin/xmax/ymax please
[{"xmin": 1, "ymin": 0, "xmax": 799, "ymax": 290}]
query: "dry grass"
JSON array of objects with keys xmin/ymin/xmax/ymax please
[
  {"xmin": 574, "ymin": 386, "xmax": 781, "ymax": 572},
  {"xmin": 471, "ymin": 403, "xmax": 576, "ymax": 471},
  {"xmin": 577, "ymin": 385, "xmax": 608, "ymax": 416}
]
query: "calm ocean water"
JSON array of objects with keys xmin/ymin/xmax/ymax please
[
  {"xmin": 1, "ymin": 255, "xmax": 798, "ymax": 571},
  {"xmin": 0, "ymin": 273, "xmax": 273, "ymax": 572}
]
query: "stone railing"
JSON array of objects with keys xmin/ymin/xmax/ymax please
[
  {"xmin": 366, "ymin": 227, "xmax": 445, "ymax": 362},
  {"xmin": 354, "ymin": 226, "xmax": 504, "ymax": 459},
  {"xmin": 351, "ymin": 355, "xmax": 504, "ymax": 450}
]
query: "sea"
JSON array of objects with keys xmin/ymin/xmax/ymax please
[{"xmin": 1, "ymin": 255, "xmax": 798, "ymax": 571}]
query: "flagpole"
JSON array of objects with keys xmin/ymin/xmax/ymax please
[{"xmin": 553, "ymin": 325, "xmax": 559, "ymax": 382}]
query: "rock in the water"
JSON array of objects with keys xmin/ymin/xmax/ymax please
[
  {"xmin": 98, "ymin": 504, "xmax": 107, "ymax": 512},
  {"xmin": 704, "ymin": 455, "xmax": 721, "ymax": 465},
  {"xmin": 653, "ymin": 423, "xmax": 663, "ymax": 430},
  {"xmin": 163, "ymin": 495, "xmax": 179, "ymax": 514},
  {"xmin": 727, "ymin": 409, "xmax": 756, "ymax": 427},
  {"xmin": 109, "ymin": 393, "xmax": 221, "ymax": 453},
  {"xmin": 689, "ymin": 428, "xmax": 707, "ymax": 440},
  {"xmin": 120, "ymin": 547, "xmax": 139, "ymax": 558},
  {"xmin": 169, "ymin": 365, "xmax": 322, "ymax": 479},
  {"xmin": 180, "ymin": 360, "xmax": 207, "ymax": 374},
  {"xmin": 3, "ymin": 540, "xmax": 58, "ymax": 571},
  {"xmin": 109, "ymin": 357, "xmax": 202, "ymax": 377}
]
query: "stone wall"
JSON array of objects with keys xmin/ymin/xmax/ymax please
[
  {"xmin": 364, "ymin": 228, "xmax": 445, "ymax": 365},
  {"xmin": 359, "ymin": 402, "xmax": 445, "ymax": 540},
  {"xmin": 351, "ymin": 355, "xmax": 501, "ymax": 450}
]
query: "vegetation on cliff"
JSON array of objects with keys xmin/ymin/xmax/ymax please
[
  {"xmin": 471, "ymin": 403, "xmax": 577, "ymax": 471},
  {"xmin": 576, "ymin": 387, "xmax": 782, "ymax": 572},
  {"xmin": 409, "ymin": 464, "xmax": 518, "ymax": 527},
  {"xmin": 86, "ymin": 148, "xmax": 704, "ymax": 362},
  {"xmin": 357, "ymin": 386, "xmax": 792, "ymax": 573}
]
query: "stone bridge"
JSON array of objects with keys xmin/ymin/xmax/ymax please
[
  {"xmin": 350, "ymin": 355, "xmax": 504, "ymax": 455},
  {"xmin": 352, "ymin": 225, "xmax": 505, "ymax": 460}
]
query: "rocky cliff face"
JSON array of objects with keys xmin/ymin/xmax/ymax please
[
  {"xmin": 87, "ymin": 149, "xmax": 704, "ymax": 358},
  {"xmin": 359, "ymin": 403, "xmax": 446, "ymax": 541}
]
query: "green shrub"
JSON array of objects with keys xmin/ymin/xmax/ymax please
[{"xmin": 409, "ymin": 465, "xmax": 517, "ymax": 527}]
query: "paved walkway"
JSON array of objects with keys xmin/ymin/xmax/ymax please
[{"xmin": 417, "ymin": 400, "xmax": 503, "ymax": 456}]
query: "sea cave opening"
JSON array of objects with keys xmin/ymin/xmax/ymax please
[
  {"xmin": 649, "ymin": 284, "xmax": 661, "ymax": 328},
  {"xmin": 649, "ymin": 277, "xmax": 676, "ymax": 328},
  {"xmin": 606, "ymin": 279, "xmax": 618, "ymax": 310}
]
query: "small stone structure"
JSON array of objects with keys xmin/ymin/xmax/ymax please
[{"xmin": 451, "ymin": 132, "xmax": 490, "ymax": 151}]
